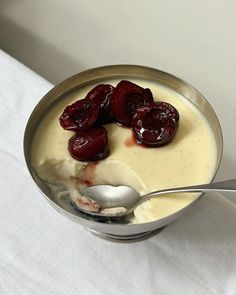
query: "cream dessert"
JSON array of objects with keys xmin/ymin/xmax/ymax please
[{"xmin": 32, "ymin": 79, "xmax": 217, "ymax": 223}]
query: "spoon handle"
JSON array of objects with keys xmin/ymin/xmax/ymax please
[{"xmin": 139, "ymin": 178, "xmax": 236, "ymax": 204}]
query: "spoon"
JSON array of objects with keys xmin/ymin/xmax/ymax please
[{"xmin": 77, "ymin": 178, "xmax": 236, "ymax": 218}]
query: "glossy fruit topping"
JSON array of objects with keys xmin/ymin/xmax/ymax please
[
  {"xmin": 85, "ymin": 84, "xmax": 115, "ymax": 124},
  {"xmin": 111, "ymin": 80, "xmax": 154, "ymax": 126},
  {"xmin": 60, "ymin": 80, "xmax": 180, "ymax": 162},
  {"xmin": 68, "ymin": 127, "xmax": 110, "ymax": 162},
  {"xmin": 59, "ymin": 98, "xmax": 100, "ymax": 131},
  {"xmin": 131, "ymin": 102, "xmax": 179, "ymax": 146}
]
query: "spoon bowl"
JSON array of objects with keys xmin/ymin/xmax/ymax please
[
  {"xmin": 77, "ymin": 179, "xmax": 236, "ymax": 218},
  {"xmin": 80, "ymin": 185, "xmax": 139, "ymax": 209}
]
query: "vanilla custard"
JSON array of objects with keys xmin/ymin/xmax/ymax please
[{"xmin": 32, "ymin": 79, "xmax": 217, "ymax": 223}]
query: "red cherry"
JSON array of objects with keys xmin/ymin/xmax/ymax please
[
  {"xmin": 85, "ymin": 84, "xmax": 115, "ymax": 124},
  {"xmin": 59, "ymin": 98, "xmax": 100, "ymax": 131},
  {"xmin": 68, "ymin": 127, "xmax": 110, "ymax": 162},
  {"xmin": 111, "ymin": 80, "xmax": 154, "ymax": 126},
  {"xmin": 131, "ymin": 102, "xmax": 179, "ymax": 146}
]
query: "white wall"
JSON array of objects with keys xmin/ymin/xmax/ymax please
[{"xmin": 1, "ymin": 0, "xmax": 236, "ymax": 87}]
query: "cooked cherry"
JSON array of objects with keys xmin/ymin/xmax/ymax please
[
  {"xmin": 111, "ymin": 80, "xmax": 154, "ymax": 126},
  {"xmin": 68, "ymin": 127, "xmax": 110, "ymax": 162},
  {"xmin": 85, "ymin": 84, "xmax": 115, "ymax": 124},
  {"xmin": 59, "ymin": 98, "xmax": 100, "ymax": 131},
  {"xmin": 131, "ymin": 102, "xmax": 179, "ymax": 146}
]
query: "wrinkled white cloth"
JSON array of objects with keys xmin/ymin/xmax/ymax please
[{"xmin": 0, "ymin": 49, "xmax": 236, "ymax": 295}]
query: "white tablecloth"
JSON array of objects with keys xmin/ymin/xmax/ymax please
[{"xmin": 1, "ymin": 49, "xmax": 236, "ymax": 295}]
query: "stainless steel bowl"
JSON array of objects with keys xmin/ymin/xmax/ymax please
[{"xmin": 24, "ymin": 65, "xmax": 223, "ymax": 241}]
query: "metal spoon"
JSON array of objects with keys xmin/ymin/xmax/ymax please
[{"xmin": 77, "ymin": 178, "xmax": 236, "ymax": 218}]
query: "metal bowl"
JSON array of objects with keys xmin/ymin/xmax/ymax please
[{"xmin": 24, "ymin": 65, "xmax": 223, "ymax": 241}]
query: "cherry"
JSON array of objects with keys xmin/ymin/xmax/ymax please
[
  {"xmin": 85, "ymin": 84, "xmax": 115, "ymax": 124},
  {"xmin": 131, "ymin": 102, "xmax": 179, "ymax": 146},
  {"xmin": 68, "ymin": 127, "xmax": 110, "ymax": 162},
  {"xmin": 59, "ymin": 80, "xmax": 180, "ymax": 162},
  {"xmin": 111, "ymin": 80, "xmax": 154, "ymax": 126},
  {"xmin": 59, "ymin": 98, "xmax": 100, "ymax": 131}
]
